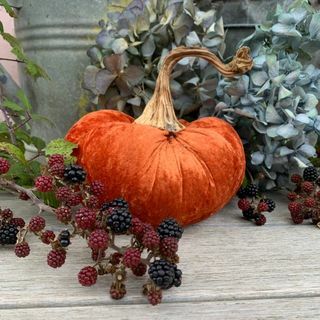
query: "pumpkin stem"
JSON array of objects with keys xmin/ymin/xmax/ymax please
[{"xmin": 134, "ymin": 46, "xmax": 253, "ymax": 132}]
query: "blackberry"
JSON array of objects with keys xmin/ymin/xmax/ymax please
[
  {"xmin": 107, "ymin": 207, "xmax": 132, "ymax": 233},
  {"xmin": 0, "ymin": 224, "xmax": 18, "ymax": 245},
  {"xmin": 245, "ymin": 184, "xmax": 259, "ymax": 198},
  {"xmin": 101, "ymin": 198, "xmax": 129, "ymax": 211},
  {"xmin": 148, "ymin": 259, "xmax": 181, "ymax": 290},
  {"xmin": 157, "ymin": 218, "xmax": 183, "ymax": 240},
  {"xmin": 236, "ymin": 187, "xmax": 247, "ymax": 199},
  {"xmin": 242, "ymin": 207, "xmax": 255, "ymax": 220},
  {"xmin": 303, "ymin": 166, "xmax": 318, "ymax": 182},
  {"xmin": 262, "ymin": 198, "xmax": 276, "ymax": 212},
  {"xmin": 58, "ymin": 230, "xmax": 71, "ymax": 247},
  {"xmin": 64, "ymin": 164, "xmax": 86, "ymax": 183}
]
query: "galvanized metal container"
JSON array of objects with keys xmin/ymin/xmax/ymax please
[{"xmin": 12, "ymin": 0, "xmax": 108, "ymax": 141}]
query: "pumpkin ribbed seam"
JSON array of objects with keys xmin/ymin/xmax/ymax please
[{"xmin": 175, "ymin": 136, "xmax": 218, "ymax": 209}]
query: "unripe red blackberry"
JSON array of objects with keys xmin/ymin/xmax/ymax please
[
  {"xmin": 19, "ymin": 192, "xmax": 30, "ymax": 201},
  {"xmin": 35, "ymin": 176, "xmax": 53, "ymax": 192},
  {"xmin": 257, "ymin": 201, "xmax": 268, "ymax": 213},
  {"xmin": 291, "ymin": 174, "xmax": 302, "ymax": 184},
  {"xmin": 237, "ymin": 198, "xmax": 251, "ymax": 211},
  {"xmin": 1, "ymin": 208, "xmax": 13, "ymax": 220},
  {"xmin": 110, "ymin": 283, "xmax": 126, "ymax": 300},
  {"xmin": 55, "ymin": 206, "xmax": 72, "ymax": 224},
  {"xmin": 55, "ymin": 186, "xmax": 73, "ymax": 202},
  {"xmin": 132, "ymin": 262, "xmax": 147, "ymax": 276},
  {"xmin": 88, "ymin": 229, "xmax": 109, "ymax": 250},
  {"xmin": 65, "ymin": 193, "xmax": 83, "ymax": 207},
  {"xmin": 48, "ymin": 154, "xmax": 64, "ymax": 168},
  {"xmin": 29, "ymin": 215, "xmax": 46, "ymax": 232},
  {"xmin": 11, "ymin": 217, "xmax": 25, "ymax": 228},
  {"xmin": 304, "ymin": 197, "xmax": 316, "ymax": 208},
  {"xmin": 255, "ymin": 214, "xmax": 266, "ymax": 226},
  {"xmin": 49, "ymin": 163, "xmax": 65, "ymax": 178},
  {"xmin": 291, "ymin": 213, "xmax": 304, "ymax": 224},
  {"xmin": 147, "ymin": 289, "xmax": 162, "ymax": 305},
  {"xmin": 123, "ymin": 248, "xmax": 141, "ymax": 268},
  {"xmin": 86, "ymin": 195, "xmax": 100, "ymax": 209},
  {"xmin": 15, "ymin": 242, "xmax": 30, "ymax": 258},
  {"xmin": 0, "ymin": 157, "xmax": 10, "ymax": 174},
  {"xmin": 142, "ymin": 230, "xmax": 160, "ymax": 250},
  {"xmin": 47, "ymin": 249, "xmax": 66, "ymax": 268},
  {"xmin": 288, "ymin": 202, "xmax": 302, "ymax": 215},
  {"xmin": 78, "ymin": 266, "xmax": 98, "ymax": 286},
  {"xmin": 130, "ymin": 217, "xmax": 144, "ymax": 238},
  {"xmin": 41, "ymin": 230, "xmax": 55, "ymax": 244},
  {"xmin": 90, "ymin": 181, "xmax": 105, "ymax": 196},
  {"xmin": 160, "ymin": 237, "xmax": 178, "ymax": 257},
  {"xmin": 287, "ymin": 192, "xmax": 298, "ymax": 201},
  {"xmin": 301, "ymin": 181, "xmax": 314, "ymax": 194},
  {"xmin": 75, "ymin": 207, "xmax": 96, "ymax": 230}
]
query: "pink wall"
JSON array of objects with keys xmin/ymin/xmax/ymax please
[{"xmin": 0, "ymin": 7, "xmax": 19, "ymax": 84}]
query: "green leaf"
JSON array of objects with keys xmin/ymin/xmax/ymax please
[
  {"xmin": 25, "ymin": 60, "xmax": 49, "ymax": 80},
  {"xmin": 0, "ymin": 21, "xmax": 4, "ymax": 33},
  {"xmin": 44, "ymin": 138, "xmax": 77, "ymax": 163},
  {"xmin": 16, "ymin": 89, "xmax": 32, "ymax": 111},
  {"xmin": 15, "ymin": 129, "xmax": 32, "ymax": 145},
  {"xmin": 31, "ymin": 136, "xmax": 46, "ymax": 151},
  {"xmin": 0, "ymin": 142, "xmax": 26, "ymax": 163},
  {"xmin": 7, "ymin": 162, "xmax": 33, "ymax": 186},
  {"xmin": 31, "ymin": 113, "xmax": 55, "ymax": 127},
  {"xmin": 0, "ymin": 0, "xmax": 17, "ymax": 17},
  {"xmin": 2, "ymin": 98, "xmax": 24, "ymax": 113}
]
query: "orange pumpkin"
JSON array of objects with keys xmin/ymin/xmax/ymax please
[{"xmin": 66, "ymin": 47, "xmax": 253, "ymax": 226}]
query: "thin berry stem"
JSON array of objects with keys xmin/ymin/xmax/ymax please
[{"xmin": 0, "ymin": 177, "xmax": 55, "ymax": 215}]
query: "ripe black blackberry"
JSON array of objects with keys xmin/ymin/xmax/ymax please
[
  {"xmin": 236, "ymin": 187, "xmax": 247, "ymax": 199},
  {"xmin": 303, "ymin": 166, "xmax": 318, "ymax": 182},
  {"xmin": 173, "ymin": 264, "xmax": 182, "ymax": 287},
  {"xmin": 148, "ymin": 259, "xmax": 178, "ymax": 290},
  {"xmin": 58, "ymin": 230, "xmax": 71, "ymax": 247},
  {"xmin": 0, "ymin": 224, "xmax": 18, "ymax": 245},
  {"xmin": 157, "ymin": 218, "xmax": 183, "ymax": 240},
  {"xmin": 101, "ymin": 198, "xmax": 129, "ymax": 211},
  {"xmin": 245, "ymin": 184, "xmax": 259, "ymax": 198},
  {"xmin": 107, "ymin": 207, "xmax": 132, "ymax": 234},
  {"xmin": 263, "ymin": 198, "xmax": 276, "ymax": 212},
  {"xmin": 64, "ymin": 164, "xmax": 86, "ymax": 183},
  {"xmin": 242, "ymin": 207, "xmax": 255, "ymax": 220}
]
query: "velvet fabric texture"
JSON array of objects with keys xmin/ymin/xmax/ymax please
[{"xmin": 66, "ymin": 110, "xmax": 245, "ymax": 226}]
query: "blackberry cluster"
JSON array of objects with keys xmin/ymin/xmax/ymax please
[
  {"xmin": 64, "ymin": 164, "xmax": 86, "ymax": 183},
  {"xmin": 288, "ymin": 166, "xmax": 320, "ymax": 225},
  {"xmin": 107, "ymin": 207, "xmax": 132, "ymax": 233},
  {"xmin": 9, "ymin": 152, "xmax": 185, "ymax": 306},
  {"xmin": 157, "ymin": 218, "xmax": 183, "ymax": 239},
  {"xmin": 148, "ymin": 259, "xmax": 182, "ymax": 290},
  {"xmin": 236, "ymin": 183, "xmax": 276, "ymax": 226},
  {"xmin": 0, "ymin": 224, "xmax": 18, "ymax": 245}
]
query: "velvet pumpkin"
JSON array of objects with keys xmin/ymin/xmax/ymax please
[{"xmin": 66, "ymin": 47, "xmax": 253, "ymax": 226}]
